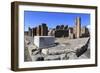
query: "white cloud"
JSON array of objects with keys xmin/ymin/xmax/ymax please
[{"xmin": 86, "ymin": 25, "xmax": 90, "ymax": 30}]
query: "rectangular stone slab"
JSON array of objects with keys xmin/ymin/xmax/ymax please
[{"xmin": 34, "ymin": 36, "xmax": 55, "ymax": 48}]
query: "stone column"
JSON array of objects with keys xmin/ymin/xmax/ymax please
[
  {"xmin": 32, "ymin": 28, "xmax": 36, "ymax": 37},
  {"xmin": 75, "ymin": 17, "xmax": 81, "ymax": 38},
  {"xmin": 32, "ymin": 28, "xmax": 34, "ymax": 37},
  {"xmin": 39, "ymin": 25, "xmax": 41, "ymax": 36},
  {"xmin": 28, "ymin": 27, "xmax": 32, "ymax": 36},
  {"xmin": 45, "ymin": 26, "xmax": 48, "ymax": 36},
  {"xmin": 37, "ymin": 26, "xmax": 40, "ymax": 36},
  {"xmin": 69, "ymin": 28, "xmax": 74, "ymax": 39},
  {"xmin": 41, "ymin": 23, "xmax": 48, "ymax": 36},
  {"xmin": 33, "ymin": 27, "xmax": 36, "ymax": 36}
]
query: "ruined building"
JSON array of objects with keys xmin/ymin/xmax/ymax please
[
  {"xmin": 52, "ymin": 17, "xmax": 82, "ymax": 38},
  {"xmin": 25, "ymin": 17, "xmax": 89, "ymax": 38},
  {"xmin": 81, "ymin": 26, "xmax": 90, "ymax": 37},
  {"xmin": 25, "ymin": 23, "xmax": 48, "ymax": 37},
  {"xmin": 54, "ymin": 25, "xmax": 69, "ymax": 37},
  {"xmin": 73, "ymin": 17, "xmax": 90, "ymax": 38}
]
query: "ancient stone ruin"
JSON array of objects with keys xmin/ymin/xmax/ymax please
[
  {"xmin": 24, "ymin": 17, "xmax": 90, "ymax": 61},
  {"xmin": 25, "ymin": 23, "xmax": 48, "ymax": 37},
  {"xmin": 25, "ymin": 17, "xmax": 90, "ymax": 39}
]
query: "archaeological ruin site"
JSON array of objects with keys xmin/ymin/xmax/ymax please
[{"xmin": 24, "ymin": 17, "xmax": 90, "ymax": 61}]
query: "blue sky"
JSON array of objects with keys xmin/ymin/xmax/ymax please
[{"xmin": 24, "ymin": 11, "xmax": 90, "ymax": 31}]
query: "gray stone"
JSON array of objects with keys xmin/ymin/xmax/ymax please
[{"xmin": 34, "ymin": 36, "xmax": 55, "ymax": 48}]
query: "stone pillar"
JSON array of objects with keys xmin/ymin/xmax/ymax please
[
  {"xmin": 37, "ymin": 25, "xmax": 41, "ymax": 36},
  {"xmin": 41, "ymin": 24, "xmax": 43, "ymax": 36},
  {"xmin": 69, "ymin": 28, "xmax": 74, "ymax": 39},
  {"xmin": 37, "ymin": 26, "xmax": 39, "ymax": 36},
  {"xmin": 28, "ymin": 27, "xmax": 32, "ymax": 36},
  {"xmin": 32, "ymin": 28, "xmax": 34, "ymax": 37},
  {"xmin": 34, "ymin": 27, "xmax": 37, "ymax": 36},
  {"xmin": 75, "ymin": 17, "xmax": 81, "ymax": 38},
  {"xmin": 32, "ymin": 28, "xmax": 37, "ymax": 37},
  {"xmin": 39, "ymin": 25, "xmax": 41, "ymax": 36},
  {"xmin": 41, "ymin": 23, "xmax": 48, "ymax": 36}
]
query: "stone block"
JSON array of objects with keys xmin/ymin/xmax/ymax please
[
  {"xmin": 34, "ymin": 36, "xmax": 55, "ymax": 48},
  {"xmin": 42, "ymin": 49, "xmax": 49, "ymax": 55}
]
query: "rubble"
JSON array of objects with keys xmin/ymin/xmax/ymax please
[{"xmin": 24, "ymin": 36, "xmax": 90, "ymax": 61}]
